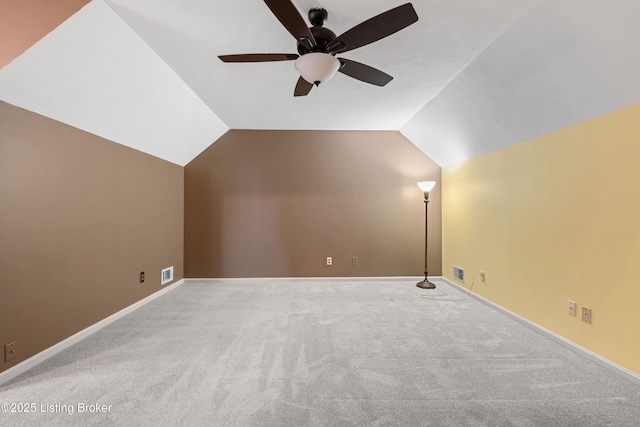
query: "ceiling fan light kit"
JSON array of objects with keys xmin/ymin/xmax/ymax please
[
  {"xmin": 294, "ymin": 53, "xmax": 340, "ymax": 86},
  {"xmin": 219, "ymin": 1, "xmax": 418, "ymax": 96}
]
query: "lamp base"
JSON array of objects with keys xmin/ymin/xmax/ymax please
[
  {"xmin": 416, "ymin": 279, "xmax": 436, "ymax": 289},
  {"xmin": 416, "ymin": 270, "xmax": 436, "ymax": 289}
]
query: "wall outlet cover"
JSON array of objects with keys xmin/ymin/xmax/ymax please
[
  {"xmin": 4, "ymin": 341, "xmax": 17, "ymax": 363},
  {"xmin": 582, "ymin": 307, "xmax": 592, "ymax": 324},
  {"xmin": 567, "ymin": 300, "xmax": 576, "ymax": 316}
]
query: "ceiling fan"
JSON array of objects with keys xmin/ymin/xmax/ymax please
[{"xmin": 219, "ymin": 1, "xmax": 418, "ymax": 97}]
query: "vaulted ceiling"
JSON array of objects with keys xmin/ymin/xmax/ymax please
[{"xmin": 2, "ymin": 0, "xmax": 640, "ymax": 167}]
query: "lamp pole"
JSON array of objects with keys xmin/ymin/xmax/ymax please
[{"xmin": 416, "ymin": 181, "xmax": 436, "ymax": 289}]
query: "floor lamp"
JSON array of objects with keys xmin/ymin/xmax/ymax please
[{"xmin": 416, "ymin": 181, "xmax": 436, "ymax": 289}]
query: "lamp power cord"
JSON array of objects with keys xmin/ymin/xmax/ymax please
[{"xmin": 420, "ymin": 273, "xmax": 481, "ymax": 302}]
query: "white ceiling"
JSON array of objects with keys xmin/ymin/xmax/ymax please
[
  {"xmin": 401, "ymin": 0, "xmax": 640, "ymax": 166},
  {"xmin": 1, "ymin": 0, "xmax": 639, "ymax": 167},
  {"xmin": 0, "ymin": 0, "xmax": 228, "ymax": 166}
]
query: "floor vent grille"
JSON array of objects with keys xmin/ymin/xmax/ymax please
[
  {"xmin": 161, "ymin": 266, "xmax": 174, "ymax": 285},
  {"xmin": 453, "ymin": 265, "xmax": 464, "ymax": 282}
]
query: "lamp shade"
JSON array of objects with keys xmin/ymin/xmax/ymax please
[
  {"xmin": 295, "ymin": 52, "xmax": 340, "ymax": 86},
  {"xmin": 417, "ymin": 181, "xmax": 436, "ymax": 193}
]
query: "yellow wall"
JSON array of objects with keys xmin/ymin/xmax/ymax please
[{"xmin": 442, "ymin": 102, "xmax": 640, "ymax": 375}]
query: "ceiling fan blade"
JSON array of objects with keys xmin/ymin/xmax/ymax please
[
  {"xmin": 264, "ymin": 0, "xmax": 316, "ymax": 47},
  {"xmin": 338, "ymin": 58, "xmax": 393, "ymax": 86},
  {"xmin": 294, "ymin": 76, "xmax": 313, "ymax": 97},
  {"xmin": 327, "ymin": 3, "xmax": 418, "ymax": 54},
  {"xmin": 218, "ymin": 53, "xmax": 299, "ymax": 62},
  {"xmin": 338, "ymin": 58, "xmax": 393, "ymax": 87}
]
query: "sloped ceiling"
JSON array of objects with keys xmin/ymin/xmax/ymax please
[
  {"xmin": 1, "ymin": 0, "xmax": 639, "ymax": 167},
  {"xmin": 401, "ymin": 0, "xmax": 640, "ymax": 166},
  {"xmin": 0, "ymin": 1, "xmax": 228, "ymax": 166}
]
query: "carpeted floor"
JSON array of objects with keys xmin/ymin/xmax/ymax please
[{"xmin": 1, "ymin": 279, "xmax": 640, "ymax": 426}]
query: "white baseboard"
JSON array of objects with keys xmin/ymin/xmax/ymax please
[
  {"xmin": 434, "ymin": 277, "xmax": 640, "ymax": 386},
  {"xmin": 0, "ymin": 279, "xmax": 184, "ymax": 387},
  {"xmin": 184, "ymin": 276, "xmax": 425, "ymax": 284}
]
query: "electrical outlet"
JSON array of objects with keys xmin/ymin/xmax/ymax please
[
  {"xmin": 326, "ymin": 257, "xmax": 332, "ymax": 266},
  {"xmin": 4, "ymin": 341, "xmax": 17, "ymax": 363},
  {"xmin": 352, "ymin": 257, "xmax": 358, "ymax": 266},
  {"xmin": 567, "ymin": 300, "xmax": 576, "ymax": 316},
  {"xmin": 582, "ymin": 307, "xmax": 592, "ymax": 324},
  {"xmin": 480, "ymin": 271, "xmax": 486, "ymax": 282},
  {"xmin": 140, "ymin": 272, "xmax": 145, "ymax": 283}
]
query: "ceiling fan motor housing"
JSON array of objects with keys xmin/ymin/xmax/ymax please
[
  {"xmin": 308, "ymin": 8, "xmax": 327, "ymax": 26},
  {"xmin": 297, "ymin": 9, "xmax": 336, "ymax": 55}
]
